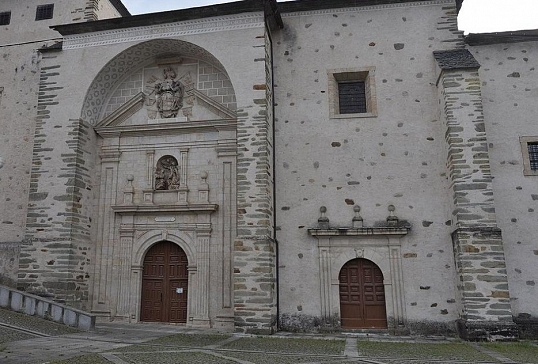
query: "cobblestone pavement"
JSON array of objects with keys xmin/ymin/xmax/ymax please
[{"xmin": 0, "ymin": 309, "xmax": 536, "ymax": 364}]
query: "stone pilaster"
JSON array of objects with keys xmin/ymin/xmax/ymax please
[
  {"xmin": 435, "ymin": 49, "xmax": 517, "ymax": 340},
  {"xmin": 192, "ymin": 230, "xmax": 211, "ymax": 327}
]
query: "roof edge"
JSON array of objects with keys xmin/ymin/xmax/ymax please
[
  {"xmin": 52, "ymin": 0, "xmax": 264, "ymax": 36},
  {"xmin": 52, "ymin": 0, "xmax": 446, "ymax": 36},
  {"xmin": 433, "ymin": 49, "xmax": 480, "ymax": 70},
  {"xmin": 109, "ymin": 0, "xmax": 131, "ymax": 17},
  {"xmin": 466, "ymin": 29, "xmax": 538, "ymax": 46}
]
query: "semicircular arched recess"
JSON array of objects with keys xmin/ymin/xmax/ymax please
[{"xmin": 81, "ymin": 38, "xmax": 230, "ymax": 126}]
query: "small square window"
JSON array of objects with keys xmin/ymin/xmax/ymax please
[
  {"xmin": 36, "ymin": 4, "xmax": 54, "ymax": 21},
  {"xmin": 520, "ymin": 137, "xmax": 538, "ymax": 176},
  {"xmin": 0, "ymin": 11, "xmax": 11, "ymax": 25},
  {"xmin": 328, "ymin": 67, "xmax": 377, "ymax": 118}
]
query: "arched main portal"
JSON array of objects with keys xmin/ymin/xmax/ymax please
[
  {"xmin": 140, "ymin": 241, "xmax": 188, "ymax": 323},
  {"xmin": 339, "ymin": 258, "xmax": 387, "ymax": 329}
]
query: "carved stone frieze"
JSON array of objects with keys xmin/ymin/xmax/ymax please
[{"xmin": 63, "ymin": 14, "xmax": 264, "ymax": 50}]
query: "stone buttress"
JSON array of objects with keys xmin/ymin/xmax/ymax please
[
  {"xmin": 232, "ymin": 3, "xmax": 281, "ymax": 334},
  {"xmin": 434, "ymin": 49, "xmax": 517, "ymax": 340},
  {"xmin": 19, "ymin": 47, "xmax": 96, "ymax": 309}
]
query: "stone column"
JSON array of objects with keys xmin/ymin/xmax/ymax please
[{"xmin": 434, "ymin": 49, "xmax": 517, "ymax": 340}]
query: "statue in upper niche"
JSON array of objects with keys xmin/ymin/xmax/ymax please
[
  {"xmin": 147, "ymin": 67, "xmax": 184, "ymax": 118},
  {"xmin": 155, "ymin": 156, "xmax": 180, "ymax": 190}
]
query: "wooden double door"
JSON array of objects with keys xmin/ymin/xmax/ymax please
[
  {"xmin": 339, "ymin": 258, "xmax": 387, "ymax": 329},
  {"xmin": 140, "ymin": 241, "xmax": 188, "ymax": 323}
]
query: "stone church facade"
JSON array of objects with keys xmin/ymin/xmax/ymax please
[{"xmin": 1, "ymin": 0, "xmax": 537, "ymax": 340}]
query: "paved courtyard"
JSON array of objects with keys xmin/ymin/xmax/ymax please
[{"xmin": 1, "ymin": 308, "xmax": 537, "ymax": 364}]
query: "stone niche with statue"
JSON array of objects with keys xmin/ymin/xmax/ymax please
[{"xmin": 90, "ymin": 52, "xmax": 238, "ymax": 328}]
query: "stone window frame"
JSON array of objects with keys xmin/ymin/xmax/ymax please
[
  {"xmin": 35, "ymin": 4, "xmax": 54, "ymax": 21},
  {"xmin": 520, "ymin": 136, "xmax": 538, "ymax": 176},
  {"xmin": 0, "ymin": 11, "xmax": 11, "ymax": 25},
  {"xmin": 328, "ymin": 67, "xmax": 377, "ymax": 119}
]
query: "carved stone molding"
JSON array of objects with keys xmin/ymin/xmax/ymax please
[
  {"xmin": 63, "ymin": 13, "xmax": 264, "ymax": 50},
  {"xmin": 95, "ymin": 119, "xmax": 237, "ymax": 138},
  {"xmin": 111, "ymin": 204, "xmax": 218, "ymax": 214},
  {"xmin": 308, "ymin": 227, "xmax": 409, "ymax": 237},
  {"xmin": 95, "ymin": 93, "xmax": 146, "ymax": 129}
]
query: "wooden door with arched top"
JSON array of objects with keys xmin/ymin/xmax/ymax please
[
  {"xmin": 140, "ymin": 241, "xmax": 188, "ymax": 323},
  {"xmin": 339, "ymin": 258, "xmax": 387, "ymax": 329}
]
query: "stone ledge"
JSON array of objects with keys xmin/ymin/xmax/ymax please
[
  {"xmin": 308, "ymin": 227, "xmax": 410, "ymax": 237},
  {"xmin": 0, "ymin": 285, "xmax": 95, "ymax": 331},
  {"xmin": 111, "ymin": 203, "xmax": 218, "ymax": 214}
]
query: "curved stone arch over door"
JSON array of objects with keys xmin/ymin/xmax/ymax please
[
  {"xmin": 140, "ymin": 241, "xmax": 189, "ymax": 323},
  {"xmin": 133, "ymin": 230, "xmax": 196, "ymax": 265},
  {"xmin": 339, "ymin": 258, "xmax": 387, "ymax": 329}
]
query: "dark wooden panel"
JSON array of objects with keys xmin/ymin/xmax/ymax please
[
  {"xmin": 141, "ymin": 241, "xmax": 188, "ymax": 323},
  {"xmin": 339, "ymin": 258, "xmax": 387, "ymax": 329}
]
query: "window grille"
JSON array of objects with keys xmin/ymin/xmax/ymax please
[
  {"xmin": 338, "ymin": 81, "xmax": 367, "ymax": 114},
  {"xmin": 328, "ymin": 67, "xmax": 377, "ymax": 118},
  {"xmin": 36, "ymin": 4, "xmax": 54, "ymax": 21},
  {"xmin": 0, "ymin": 11, "xmax": 11, "ymax": 25},
  {"xmin": 528, "ymin": 142, "xmax": 538, "ymax": 170}
]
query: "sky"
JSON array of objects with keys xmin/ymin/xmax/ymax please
[{"xmin": 122, "ymin": 0, "xmax": 538, "ymax": 34}]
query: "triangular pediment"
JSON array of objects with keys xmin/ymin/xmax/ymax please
[
  {"xmin": 192, "ymin": 89, "xmax": 237, "ymax": 120},
  {"xmin": 94, "ymin": 89, "xmax": 237, "ymax": 134},
  {"xmin": 95, "ymin": 92, "xmax": 146, "ymax": 129}
]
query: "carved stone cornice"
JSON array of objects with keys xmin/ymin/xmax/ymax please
[
  {"xmin": 99, "ymin": 150, "xmax": 122, "ymax": 162},
  {"xmin": 95, "ymin": 119, "xmax": 237, "ymax": 138},
  {"xmin": 63, "ymin": 13, "xmax": 264, "ymax": 50},
  {"xmin": 308, "ymin": 227, "xmax": 409, "ymax": 237},
  {"xmin": 112, "ymin": 204, "xmax": 218, "ymax": 214}
]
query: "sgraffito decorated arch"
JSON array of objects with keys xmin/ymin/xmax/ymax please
[{"xmin": 81, "ymin": 38, "xmax": 232, "ymax": 125}]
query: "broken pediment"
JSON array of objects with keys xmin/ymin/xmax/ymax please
[
  {"xmin": 95, "ymin": 63, "xmax": 237, "ymax": 134},
  {"xmin": 94, "ymin": 58, "xmax": 237, "ymax": 135},
  {"xmin": 95, "ymin": 89, "xmax": 237, "ymax": 135}
]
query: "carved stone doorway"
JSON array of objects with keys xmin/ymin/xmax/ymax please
[
  {"xmin": 140, "ymin": 241, "xmax": 188, "ymax": 323},
  {"xmin": 339, "ymin": 258, "xmax": 387, "ymax": 329}
]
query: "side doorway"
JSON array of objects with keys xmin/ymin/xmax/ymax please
[
  {"xmin": 339, "ymin": 258, "xmax": 387, "ymax": 329},
  {"xmin": 140, "ymin": 241, "xmax": 188, "ymax": 323}
]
